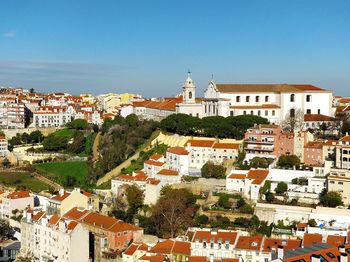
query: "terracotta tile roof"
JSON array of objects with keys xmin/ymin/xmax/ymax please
[
  {"xmin": 167, "ymin": 146, "xmax": 189, "ymax": 155},
  {"xmin": 144, "ymin": 160, "xmax": 165, "ymax": 167},
  {"xmin": 157, "ymin": 169, "xmax": 179, "ymax": 176},
  {"xmin": 48, "ymin": 214, "xmax": 61, "ymax": 226},
  {"xmin": 304, "ymin": 114, "xmax": 337, "ymax": 122},
  {"xmin": 81, "ymin": 212, "xmax": 120, "ymax": 230},
  {"xmin": 149, "ymin": 239, "xmax": 175, "ymax": 254},
  {"xmin": 109, "ymin": 222, "xmax": 141, "ymax": 233},
  {"xmin": 282, "ymin": 245, "xmax": 343, "ymax": 262},
  {"xmin": 50, "ymin": 191, "xmax": 71, "ymax": 202},
  {"xmin": 305, "ymin": 141, "xmax": 324, "ymax": 149},
  {"xmin": 214, "ymin": 84, "xmax": 328, "ymax": 93},
  {"xmin": 323, "ymin": 140, "xmax": 339, "ymax": 146},
  {"xmin": 172, "ymin": 241, "xmax": 191, "ymax": 255},
  {"xmin": 235, "ymin": 235, "xmax": 263, "ymax": 250},
  {"xmin": 188, "ymin": 257, "xmax": 206, "ymax": 262},
  {"xmin": 138, "ymin": 255, "xmax": 166, "ymax": 262},
  {"xmin": 212, "ymin": 143, "xmax": 240, "ymax": 149},
  {"xmin": 146, "ymin": 178, "xmax": 161, "ymax": 185},
  {"xmin": 124, "ymin": 242, "xmax": 149, "ymax": 256},
  {"xmin": 6, "ymin": 190, "xmax": 31, "ymax": 199},
  {"xmin": 230, "ymin": 104, "xmax": 280, "ymax": 109},
  {"xmin": 262, "ymin": 238, "xmax": 301, "ymax": 252},
  {"xmin": 67, "ymin": 221, "xmax": 78, "ymax": 231},
  {"xmin": 297, "ymin": 223, "xmax": 308, "ymax": 229},
  {"xmin": 247, "ymin": 169, "xmax": 269, "ymax": 185},
  {"xmin": 192, "ymin": 230, "xmax": 238, "ymax": 244},
  {"xmin": 187, "ymin": 139, "xmax": 215, "ymax": 148},
  {"xmin": 32, "ymin": 211, "xmax": 45, "ymax": 221},
  {"xmin": 150, "ymin": 153, "xmax": 164, "ymax": 161},
  {"xmin": 303, "ymin": 233, "xmax": 323, "ymax": 247},
  {"xmin": 340, "ymin": 135, "xmax": 350, "ymax": 142},
  {"xmin": 326, "ymin": 235, "xmax": 346, "ymax": 247},
  {"xmin": 64, "ymin": 207, "xmax": 90, "ymax": 220},
  {"xmin": 228, "ymin": 173, "xmax": 246, "ymax": 179}
]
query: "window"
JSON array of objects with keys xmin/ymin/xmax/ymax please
[
  {"xmin": 189, "ymin": 91, "xmax": 192, "ymax": 99},
  {"xmin": 290, "ymin": 109, "xmax": 295, "ymax": 117},
  {"xmin": 258, "ymin": 110, "xmax": 261, "ymax": 116},
  {"xmin": 306, "ymin": 95, "xmax": 312, "ymax": 102},
  {"xmin": 306, "ymin": 109, "xmax": 311, "ymax": 114},
  {"xmin": 265, "ymin": 110, "xmax": 268, "ymax": 116},
  {"xmin": 243, "ymin": 111, "xmax": 247, "ymax": 115},
  {"xmin": 290, "ymin": 94, "xmax": 295, "ymax": 102},
  {"xmin": 246, "ymin": 96, "xmax": 250, "ymax": 102},
  {"xmin": 230, "ymin": 111, "xmax": 233, "ymax": 116},
  {"xmin": 318, "ymin": 109, "xmax": 321, "ymax": 114},
  {"xmin": 255, "ymin": 96, "xmax": 259, "ymax": 102},
  {"xmin": 250, "ymin": 110, "xmax": 254, "ymax": 115},
  {"xmin": 265, "ymin": 96, "xmax": 269, "ymax": 102},
  {"xmin": 236, "ymin": 96, "xmax": 240, "ymax": 102},
  {"xmin": 272, "ymin": 110, "xmax": 275, "ymax": 116}
]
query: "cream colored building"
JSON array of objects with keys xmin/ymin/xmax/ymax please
[
  {"xmin": 327, "ymin": 169, "xmax": 350, "ymax": 205},
  {"xmin": 47, "ymin": 188, "xmax": 99, "ymax": 215},
  {"xmin": 20, "ymin": 210, "xmax": 89, "ymax": 262}
]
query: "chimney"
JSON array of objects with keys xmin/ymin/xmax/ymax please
[
  {"xmin": 338, "ymin": 245, "xmax": 345, "ymax": 253},
  {"xmin": 59, "ymin": 189, "xmax": 64, "ymax": 196},
  {"xmin": 277, "ymin": 245, "xmax": 284, "ymax": 259},
  {"xmin": 311, "ymin": 254, "xmax": 320, "ymax": 262},
  {"xmin": 340, "ymin": 253, "xmax": 348, "ymax": 262}
]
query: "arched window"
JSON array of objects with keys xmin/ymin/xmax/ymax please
[
  {"xmin": 290, "ymin": 94, "xmax": 295, "ymax": 102},
  {"xmin": 189, "ymin": 91, "xmax": 192, "ymax": 99},
  {"xmin": 290, "ymin": 108, "xmax": 295, "ymax": 117}
]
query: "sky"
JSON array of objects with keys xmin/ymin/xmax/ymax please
[{"xmin": 0, "ymin": 0, "xmax": 350, "ymax": 97}]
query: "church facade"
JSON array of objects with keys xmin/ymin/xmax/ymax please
[{"xmin": 133, "ymin": 73, "xmax": 333, "ymax": 124}]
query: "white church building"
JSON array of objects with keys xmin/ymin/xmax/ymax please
[{"xmin": 134, "ymin": 72, "xmax": 333, "ymax": 124}]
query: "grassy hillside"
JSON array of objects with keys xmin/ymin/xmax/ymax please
[
  {"xmin": 34, "ymin": 161, "xmax": 88, "ymax": 186},
  {"xmin": 0, "ymin": 172, "xmax": 50, "ymax": 192}
]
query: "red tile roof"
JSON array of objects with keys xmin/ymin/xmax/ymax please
[
  {"xmin": 157, "ymin": 169, "xmax": 179, "ymax": 176},
  {"xmin": 150, "ymin": 153, "xmax": 164, "ymax": 161},
  {"xmin": 50, "ymin": 191, "xmax": 71, "ymax": 202},
  {"xmin": 235, "ymin": 235, "xmax": 263, "ymax": 250},
  {"xmin": 262, "ymin": 238, "xmax": 301, "ymax": 252},
  {"xmin": 340, "ymin": 135, "xmax": 350, "ymax": 142},
  {"xmin": 303, "ymin": 233, "xmax": 323, "ymax": 247},
  {"xmin": 212, "ymin": 143, "xmax": 240, "ymax": 149},
  {"xmin": 167, "ymin": 146, "xmax": 189, "ymax": 155},
  {"xmin": 247, "ymin": 169, "xmax": 269, "ymax": 185},
  {"xmin": 304, "ymin": 114, "xmax": 336, "ymax": 122},
  {"xmin": 144, "ymin": 160, "xmax": 165, "ymax": 167},
  {"xmin": 187, "ymin": 139, "xmax": 215, "ymax": 148},
  {"xmin": 228, "ymin": 173, "xmax": 246, "ymax": 179},
  {"xmin": 64, "ymin": 207, "xmax": 90, "ymax": 220},
  {"xmin": 326, "ymin": 235, "xmax": 346, "ymax": 247},
  {"xmin": 6, "ymin": 190, "xmax": 31, "ymax": 199}
]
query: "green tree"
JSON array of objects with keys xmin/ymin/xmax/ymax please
[
  {"xmin": 218, "ymin": 194, "xmax": 231, "ymax": 209},
  {"xmin": 319, "ymin": 189, "xmax": 343, "ymax": 207},
  {"xmin": 277, "ymin": 155, "xmax": 301, "ymax": 168},
  {"xmin": 0, "ymin": 219, "xmax": 11, "ymax": 240},
  {"xmin": 308, "ymin": 219, "xmax": 317, "ymax": 227},
  {"xmin": 275, "ymin": 182, "xmax": 288, "ymax": 194},
  {"xmin": 67, "ymin": 132, "xmax": 86, "ymax": 154},
  {"xmin": 66, "ymin": 119, "xmax": 88, "ymax": 130},
  {"xmin": 29, "ymin": 130, "xmax": 44, "ymax": 143},
  {"xmin": 201, "ymin": 161, "xmax": 226, "ymax": 179},
  {"xmin": 42, "ymin": 134, "xmax": 68, "ymax": 151},
  {"xmin": 21, "ymin": 132, "xmax": 30, "ymax": 144},
  {"xmin": 196, "ymin": 215, "xmax": 209, "ymax": 225},
  {"xmin": 265, "ymin": 192, "xmax": 275, "ymax": 202}
]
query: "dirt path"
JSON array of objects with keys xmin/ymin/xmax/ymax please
[
  {"xmin": 92, "ymin": 132, "xmax": 101, "ymax": 162},
  {"xmin": 33, "ymin": 173, "xmax": 63, "ymax": 191}
]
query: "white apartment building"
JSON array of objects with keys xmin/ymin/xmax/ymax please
[
  {"xmin": 327, "ymin": 168, "xmax": 350, "ymax": 205},
  {"xmin": 0, "ymin": 98, "xmax": 27, "ymax": 128},
  {"xmin": 335, "ymin": 135, "xmax": 350, "ymax": 169},
  {"xmin": 226, "ymin": 169, "xmax": 269, "ymax": 201},
  {"xmin": 32, "ymin": 105, "xmax": 76, "ymax": 127},
  {"xmin": 20, "ymin": 210, "xmax": 89, "ymax": 262},
  {"xmin": 0, "ymin": 190, "xmax": 34, "ymax": 220},
  {"xmin": 0, "ymin": 135, "xmax": 9, "ymax": 157},
  {"xmin": 166, "ymin": 146, "xmax": 190, "ymax": 175}
]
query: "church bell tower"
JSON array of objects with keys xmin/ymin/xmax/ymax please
[{"xmin": 182, "ymin": 70, "xmax": 196, "ymax": 104}]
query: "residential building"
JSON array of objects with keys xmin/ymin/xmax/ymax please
[
  {"xmin": 148, "ymin": 239, "xmax": 191, "ymax": 262},
  {"xmin": 20, "ymin": 210, "xmax": 89, "ymax": 262},
  {"xmin": 327, "ymin": 169, "xmax": 350, "ymax": 205},
  {"xmin": 0, "ymin": 135, "xmax": 9, "ymax": 157},
  {"xmin": 0, "ymin": 190, "xmax": 34, "ymax": 220},
  {"xmin": 304, "ymin": 141, "xmax": 324, "ymax": 166},
  {"xmin": 47, "ymin": 188, "xmax": 99, "ymax": 215},
  {"xmin": 226, "ymin": 169, "xmax": 269, "ymax": 201},
  {"xmin": 233, "ymin": 235, "xmax": 263, "ymax": 262},
  {"xmin": 166, "ymin": 146, "xmax": 190, "ymax": 175},
  {"xmin": 336, "ymin": 135, "xmax": 350, "ymax": 169},
  {"xmin": 244, "ymin": 124, "xmax": 281, "ymax": 160}
]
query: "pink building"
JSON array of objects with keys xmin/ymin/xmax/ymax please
[
  {"xmin": 277, "ymin": 132, "xmax": 294, "ymax": 156},
  {"xmin": 244, "ymin": 124, "xmax": 281, "ymax": 158},
  {"xmin": 304, "ymin": 141, "xmax": 324, "ymax": 166}
]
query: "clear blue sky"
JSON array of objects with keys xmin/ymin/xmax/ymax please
[{"xmin": 1, "ymin": 0, "xmax": 349, "ymax": 97}]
